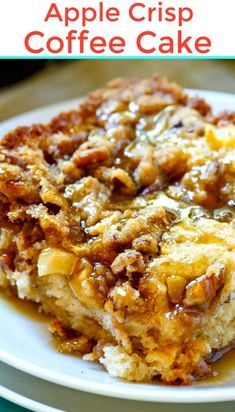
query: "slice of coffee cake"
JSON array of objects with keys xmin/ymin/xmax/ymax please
[{"xmin": 0, "ymin": 76, "xmax": 234, "ymax": 383}]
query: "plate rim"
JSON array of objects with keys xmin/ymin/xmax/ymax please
[
  {"xmin": 0, "ymin": 383, "xmax": 62, "ymax": 412},
  {"xmin": 0, "ymin": 347, "xmax": 235, "ymax": 403},
  {"xmin": 0, "ymin": 89, "xmax": 235, "ymax": 403},
  {"xmin": 1, "ymin": 361, "xmax": 234, "ymax": 412}
]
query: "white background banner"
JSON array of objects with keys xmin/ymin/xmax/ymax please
[{"xmin": 0, "ymin": 0, "xmax": 234, "ymax": 57}]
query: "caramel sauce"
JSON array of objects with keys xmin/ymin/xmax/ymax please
[
  {"xmin": 204, "ymin": 349, "xmax": 235, "ymax": 385},
  {"xmin": 1, "ymin": 291, "xmax": 235, "ymax": 384},
  {"xmin": 1, "ymin": 291, "xmax": 49, "ymax": 323}
]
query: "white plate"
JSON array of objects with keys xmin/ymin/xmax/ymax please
[
  {"xmin": 1, "ymin": 361, "xmax": 235, "ymax": 412},
  {"xmin": 0, "ymin": 90, "xmax": 235, "ymax": 404}
]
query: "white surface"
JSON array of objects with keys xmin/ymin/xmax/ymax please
[
  {"xmin": 0, "ymin": 361, "xmax": 235, "ymax": 412},
  {"xmin": 0, "ymin": 90, "xmax": 235, "ymax": 404},
  {"xmin": 0, "ymin": 0, "xmax": 235, "ymax": 57}
]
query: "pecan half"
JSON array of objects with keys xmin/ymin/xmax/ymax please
[{"xmin": 183, "ymin": 263, "xmax": 225, "ymax": 307}]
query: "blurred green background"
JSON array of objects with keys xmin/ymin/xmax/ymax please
[{"xmin": 0, "ymin": 399, "xmax": 27, "ymax": 411}]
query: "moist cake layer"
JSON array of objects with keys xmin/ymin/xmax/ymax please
[{"xmin": 0, "ymin": 76, "xmax": 235, "ymax": 384}]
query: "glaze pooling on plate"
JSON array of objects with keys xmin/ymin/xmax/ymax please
[{"xmin": 0, "ymin": 82, "xmax": 234, "ymax": 401}]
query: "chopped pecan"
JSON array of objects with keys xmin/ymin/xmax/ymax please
[
  {"xmin": 111, "ymin": 250, "xmax": 145, "ymax": 275},
  {"xmin": 184, "ymin": 263, "xmax": 225, "ymax": 307},
  {"xmin": 73, "ymin": 146, "xmax": 110, "ymax": 167}
]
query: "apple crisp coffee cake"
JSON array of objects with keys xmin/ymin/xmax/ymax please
[{"xmin": 0, "ymin": 76, "xmax": 235, "ymax": 384}]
